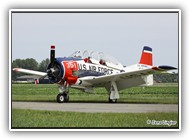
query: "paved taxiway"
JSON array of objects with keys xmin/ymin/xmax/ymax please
[{"xmin": 12, "ymin": 101, "xmax": 178, "ymax": 113}]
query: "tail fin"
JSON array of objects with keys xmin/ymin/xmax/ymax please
[{"xmin": 139, "ymin": 46, "xmax": 153, "ymax": 66}]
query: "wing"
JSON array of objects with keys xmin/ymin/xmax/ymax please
[
  {"xmin": 80, "ymin": 65, "xmax": 177, "ymax": 86},
  {"xmin": 12, "ymin": 68, "xmax": 47, "ymax": 78}
]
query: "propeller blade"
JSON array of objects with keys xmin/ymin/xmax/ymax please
[
  {"xmin": 50, "ymin": 45, "xmax": 55, "ymax": 63},
  {"xmin": 39, "ymin": 74, "xmax": 48, "ymax": 79}
]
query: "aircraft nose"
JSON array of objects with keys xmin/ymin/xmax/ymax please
[{"xmin": 47, "ymin": 61, "xmax": 64, "ymax": 83}]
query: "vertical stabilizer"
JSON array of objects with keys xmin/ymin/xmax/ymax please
[{"xmin": 139, "ymin": 46, "xmax": 153, "ymax": 66}]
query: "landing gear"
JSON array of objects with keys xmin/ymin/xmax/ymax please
[
  {"xmin": 109, "ymin": 97, "xmax": 117, "ymax": 103},
  {"xmin": 63, "ymin": 93, "xmax": 69, "ymax": 102},
  {"xmin": 108, "ymin": 81, "xmax": 119, "ymax": 103},
  {"xmin": 57, "ymin": 93, "xmax": 69, "ymax": 103},
  {"xmin": 56, "ymin": 83, "xmax": 70, "ymax": 103},
  {"xmin": 57, "ymin": 93, "xmax": 64, "ymax": 103}
]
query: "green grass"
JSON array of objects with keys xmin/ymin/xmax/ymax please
[
  {"xmin": 11, "ymin": 83, "xmax": 179, "ymax": 104},
  {"xmin": 12, "ymin": 109, "xmax": 178, "ymax": 128}
]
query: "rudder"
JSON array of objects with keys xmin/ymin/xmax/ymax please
[{"xmin": 139, "ymin": 46, "xmax": 153, "ymax": 66}]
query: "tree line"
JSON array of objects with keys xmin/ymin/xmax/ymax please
[
  {"xmin": 12, "ymin": 58, "xmax": 50, "ymax": 80},
  {"xmin": 154, "ymin": 73, "xmax": 178, "ymax": 83}
]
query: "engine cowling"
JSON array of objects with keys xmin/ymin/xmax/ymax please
[
  {"xmin": 62, "ymin": 61, "xmax": 78, "ymax": 84},
  {"xmin": 47, "ymin": 59, "xmax": 78, "ymax": 84}
]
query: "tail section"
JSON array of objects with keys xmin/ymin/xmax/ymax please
[{"xmin": 139, "ymin": 46, "xmax": 153, "ymax": 66}]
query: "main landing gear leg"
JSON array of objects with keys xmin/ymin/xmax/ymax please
[
  {"xmin": 109, "ymin": 81, "xmax": 119, "ymax": 103},
  {"xmin": 57, "ymin": 83, "xmax": 70, "ymax": 103}
]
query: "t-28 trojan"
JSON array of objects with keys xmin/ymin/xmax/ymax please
[{"xmin": 13, "ymin": 46, "xmax": 176, "ymax": 103}]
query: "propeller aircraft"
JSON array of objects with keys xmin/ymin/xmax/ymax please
[{"xmin": 13, "ymin": 45, "xmax": 177, "ymax": 103}]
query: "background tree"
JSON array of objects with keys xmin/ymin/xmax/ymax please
[
  {"xmin": 38, "ymin": 58, "xmax": 50, "ymax": 72},
  {"xmin": 12, "ymin": 59, "xmax": 22, "ymax": 80},
  {"xmin": 24, "ymin": 58, "xmax": 39, "ymax": 70},
  {"xmin": 12, "ymin": 58, "xmax": 39, "ymax": 80}
]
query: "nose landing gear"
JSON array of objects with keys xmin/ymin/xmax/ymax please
[
  {"xmin": 57, "ymin": 92, "xmax": 69, "ymax": 103},
  {"xmin": 56, "ymin": 82, "xmax": 70, "ymax": 103}
]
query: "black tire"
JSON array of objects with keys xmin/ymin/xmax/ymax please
[
  {"xmin": 63, "ymin": 94, "xmax": 69, "ymax": 102},
  {"xmin": 57, "ymin": 93, "xmax": 65, "ymax": 103},
  {"xmin": 109, "ymin": 97, "xmax": 117, "ymax": 103}
]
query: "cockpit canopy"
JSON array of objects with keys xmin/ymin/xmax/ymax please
[{"xmin": 69, "ymin": 50, "xmax": 124, "ymax": 69}]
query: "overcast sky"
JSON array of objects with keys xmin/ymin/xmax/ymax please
[{"xmin": 11, "ymin": 11, "xmax": 179, "ymax": 69}]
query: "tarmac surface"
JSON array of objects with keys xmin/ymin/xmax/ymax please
[{"xmin": 12, "ymin": 101, "xmax": 178, "ymax": 113}]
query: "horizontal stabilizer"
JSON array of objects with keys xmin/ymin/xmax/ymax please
[
  {"xmin": 152, "ymin": 65, "xmax": 177, "ymax": 71},
  {"xmin": 158, "ymin": 65, "xmax": 177, "ymax": 70}
]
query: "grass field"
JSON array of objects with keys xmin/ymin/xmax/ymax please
[
  {"xmin": 12, "ymin": 83, "xmax": 178, "ymax": 104},
  {"xmin": 12, "ymin": 109, "xmax": 178, "ymax": 128}
]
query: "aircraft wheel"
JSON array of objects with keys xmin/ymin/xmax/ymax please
[
  {"xmin": 63, "ymin": 93, "xmax": 69, "ymax": 102},
  {"xmin": 57, "ymin": 93, "xmax": 69, "ymax": 103},
  {"xmin": 57, "ymin": 93, "xmax": 65, "ymax": 103},
  {"xmin": 109, "ymin": 98, "xmax": 117, "ymax": 103}
]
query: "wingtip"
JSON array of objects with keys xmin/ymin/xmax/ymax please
[{"xmin": 12, "ymin": 68, "xmax": 19, "ymax": 71}]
